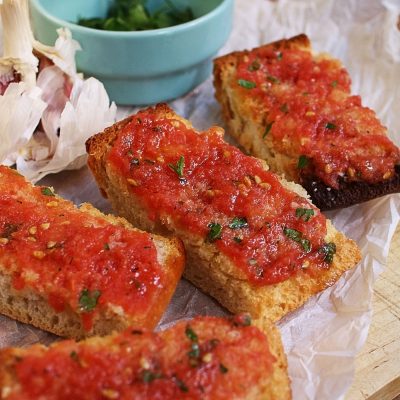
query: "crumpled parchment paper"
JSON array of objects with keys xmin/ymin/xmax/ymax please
[{"xmin": 1, "ymin": 1, "xmax": 399, "ymax": 399}]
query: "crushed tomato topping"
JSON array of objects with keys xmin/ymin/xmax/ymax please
[
  {"xmin": 235, "ymin": 44, "xmax": 400, "ymax": 188},
  {"xmin": 108, "ymin": 109, "xmax": 333, "ymax": 285},
  {"xmin": 10, "ymin": 316, "xmax": 275, "ymax": 399},
  {"xmin": 0, "ymin": 167, "xmax": 164, "ymax": 331}
]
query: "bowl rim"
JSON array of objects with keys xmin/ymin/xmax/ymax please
[{"xmin": 30, "ymin": 0, "xmax": 233, "ymax": 37}]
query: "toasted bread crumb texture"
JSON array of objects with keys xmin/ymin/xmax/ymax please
[
  {"xmin": 91, "ymin": 105, "xmax": 343, "ymax": 287},
  {"xmin": 214, "ymin": 34, "xmax": 400, "ymax": 190},
  {"xmin": 0, "ymin": 315, "xmax": 291, "ymax": 400},
  {"xmin": 0, "ymin": 166, "xmax": 184, "ymax": 336}
]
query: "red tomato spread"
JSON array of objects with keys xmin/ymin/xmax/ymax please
[
  {"xmin": 235, "ymin": 44, "xmax": 400, "ymax": 188},
  {"xmin": 0, "ymin": 167, "xmax": 164, "ymax": 330},
  {"xmin": 7, "ymin": 316, "xmax": 274, "ymax": 400},
  {"xmin": 108, "ymin": 109, "xmax": 334, "ymax": 286}
]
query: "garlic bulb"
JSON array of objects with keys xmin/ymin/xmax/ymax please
[{"xmin": 0, "ymin": 0, "xmax": 116, "ymax": 182}]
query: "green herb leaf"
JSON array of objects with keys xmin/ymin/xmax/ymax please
[
  {"xmin": 79, "ymin": 289, "xmax": 101, "ymax": 312},
  {"xmin": 228, "ymin": 217, "xmax": 248, "ymax": 230},
  {"xmin": 267, "ymin": 75, "xmax": 279, "ymax": 84},
  {"xmin": 168, "ymin": 155, "xmax": 185, "ymax": 178},
  {"xmin": 238, "ymin": 79, "xmax": 256, "ymax": 89},
  {"xmin": 331, "ymin": 80, "xmax": 338, "ymax": 87},
  {"xmin": 185, "ymin": 325, "xmax": 198, "ymax": 342},
  {"xmin": 263, "ymin": 121, "xmax": 274, "ymax": 138},
  {"xmin": 248, "ymin": 60, "xmax": 260, "ymax": 71},
  {"xmin": 276, "ymin": 51, "xmax": 283, "ymax": 60},
  {"xmin": 78, "ymin": 0, "xmax": 194, "ymax": 31},
  {"xmin": 41, "ymin": 187, "xmax": 55, "ymax": 197},
  {"xmin": 297, "ymin": 155, "xmax": 309, "ymax": 169},
  {"xmin": 233, "ymin": 236, "xmax": 243, "ymax": 243},
  {"xmin": 173, "ymin": 376, "xmax": 189, "ymax": 392},
  {"xmin": 295, "ymin": 208, "xmax": 315, "ymax": 222},
  {"xmin": 319, "ymin": 242, "xmax": 336, "ymax": 263},
  {"xmin": 283, "ymin": 227, "xmax": 311, "ymax": 253},
  {"xmin": 219, "ymin": 363, "xmax": 229, "ymax": 374},
  {"xmin": 280, "ymin": 103, "xmax": 289, "ymax": 113},
  {"xmin": 103, "ymin": 243, "xmax": 110, "ymax": 250},
  {"xmin": 207, "ymin": 222, "xmax": 222, "ymax": 242},
  {"xmin": 325, "ymin": 122, "xmax": 336, "ymax": 130},
  {"xmin": 188, "ymin": 343, "xmax": 200, "ymax": 359},
  {"xmin": 70, "ymin": 351, "xmax": 79, "ymax": 362},
  {"xmin": 142, "ymin": 370, "xmax": 164, "ymax": 383}
]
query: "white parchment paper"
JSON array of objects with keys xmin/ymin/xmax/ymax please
[{"xmin": 1, "ymin": 1, "xmax": 399, "ymax": 399}]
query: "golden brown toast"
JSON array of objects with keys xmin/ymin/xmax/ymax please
[
  {"xmin": 0, "ymin": 165, "xmax": 184, "ymax": 339},
  {"xmin": 213, "ymin": 34, "xmax": 400, "ymax": 210},
  {"xmin": 86, "ymin": 104, "xmax": 361, "ymax": 323}
]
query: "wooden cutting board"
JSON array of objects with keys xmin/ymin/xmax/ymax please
[{"xmin": 345, "ymin": 223, "xmax": 400, "ymax": 400}]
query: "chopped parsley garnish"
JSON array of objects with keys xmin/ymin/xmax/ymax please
[
  {"xmin": 185, "ymin": 325, "xmax": 198, "ymax": 342},
  {"xmin": 319, "ymin": 242, "xmax": 336, "ymax": 263},
  {"xmin": 283, "ymin": 227, "xmax": 311, "ymax": 253},
  {"xmin": 280, "ymin": 103, "xmax": 289, "ymax": 113},
  {"xmin": 267, "ymin": 75, "xmax": 279, "ymax": 84},
  {"xmin": 297, "ymin": 155, "xmax": 309, "ymax": 169},
  {"xmin": 168, "ymin": 155, "xmax": 185, "ymax": 178},
  {"xmin": 70, "ymin": 351, "xmax": 79, "ymax": 361},
  {"xmin": 188, "ymin": 343, "xmax": 200, "ymax": 359},
  {"xmin": 142, "ymin": 370, "xmax": 164, "ymax": 383},
  {"xmin": 173, "ymin": 376, "xmax": 189, "ymax": 392},
  {"xmin": 103, "ymin": 243, "xmax": 110, "ymax": 250},
  {"xmin": 77, "ymin": 0, "xmax": 194, "ymax": 31},
  {"xmin": 41, "ymin": 187, "xmax": 55, "ymax": 197},
  {"xmin": 331, "ymin": 80, "xmax": 338, "ymax": 87},
  {"xmin": 228, "ymin": 217, "xmax": 248, "ymax": 229},
  {"xmin": 263, "ymin": 121, "xmax": 274, "ymax": 138},
  {"xmin": 233, "ymin": 236, "xmax": 243, "ymax": 243},
  {"xmin": 79, "ymin": 289, "xmax": 101, "ymax": 312},
  {"xmin": 207, "ymin": 222, "xmax": 222, "ymax": 242},
  {"xmin": 277, "ymin": 51, "xmax": 283, "ymax": 60},
  {"xmin": 238, "ymin": 79, "xmax": 256, "ymax": 89},
  {"xmin": 326, "ymin": 122, "xmax": 336, "ymax": 130},
  {"xmin": 295, "ymin": 208, "xmax": 315, "ymax": 222},
  {"xmin": 248, "ymin": 60, "xmax": 260, "ymax": 71},
  {"xmin": 219, "ymin": 363, "xmax": 229, "ymax": 374}
]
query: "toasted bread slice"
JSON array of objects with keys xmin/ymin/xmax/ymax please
[
  {"xmin": 213, "ymin": 34, "xmax": 400, "ymax": 210},
  {"xmin": 0, "ymin": 315, "xmax": 291, "ymax": 400},
  {"xmin": 0, "ymin": 165, "xmax": 184, "ymax": 340},
  {"xmin": 86, "ymin": 104, "xmax": 361, "ymax": 323}
]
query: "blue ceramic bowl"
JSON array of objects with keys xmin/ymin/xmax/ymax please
[{"xmin": 30, "ymin": 0, "xmax": 234, "ymax": 105}]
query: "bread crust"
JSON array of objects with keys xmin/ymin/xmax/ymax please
[
  {"xmin": 213, "ymin": 34, "xmax": 400, "ymax": 210},
  {"xmin": 0, "ymin": 167, "xmax": 185, "ymax": 340},
  {"xmin": 86, "ymin": 104, "xmax": 361, "ymax": 323},
  {"xmin": 0, "ymin": 316, "xmax": 291, "ymax": 399}
]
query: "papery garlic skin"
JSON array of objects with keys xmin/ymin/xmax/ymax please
[
  {"xmin": 0, "ymin": 83, "xmax": 46, "ymax": 164},
  {"xmin": 0, "ymin": 0, "xmax": 38, "ymax": 88},
  {"xmin": 0, "ymin": 0, "xmax": 116, "ymax": 182},
  {"xmin": 34, "ymin": 28, "xmax": 81, "ymax": 79},
  {"xmin": 17, "ymin": 78, "xmax": 117, "ymax": 182}
]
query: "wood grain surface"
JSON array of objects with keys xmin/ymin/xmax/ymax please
[{"xmin": 346, "ymin": 223, "xmax": 400, "ymax": 400}]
